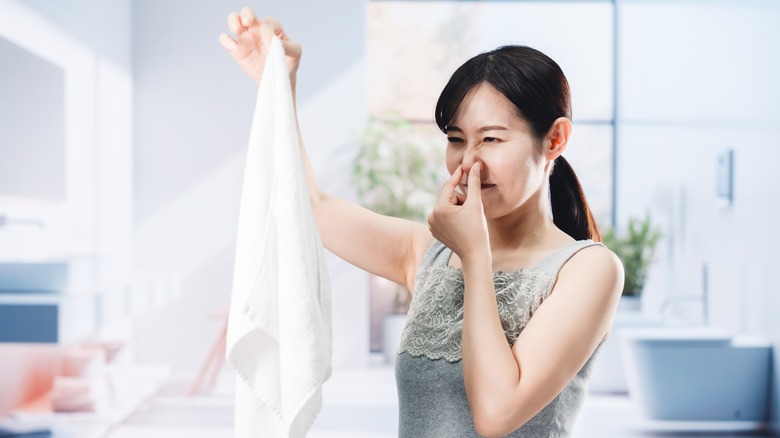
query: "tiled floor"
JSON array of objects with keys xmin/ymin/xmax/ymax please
[{"xmin": 107, "ymin": 362, "xmax": 774, "ymax": 438}]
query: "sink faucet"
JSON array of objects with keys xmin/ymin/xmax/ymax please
[{"xmin": 659, "ymin": 263, "xmax": 709, "ymax": 326}]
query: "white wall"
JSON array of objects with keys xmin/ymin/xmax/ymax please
[
  {"xmin": 616, "ymin": 0, "xmax": 780, "ymax": 430},
  {"xmin": 0, "ymin": 0, "xmax": 133, "ymax": 274},
  {"xmin": 131, "ymin": 0, "xmax": 370, "ymax": 373},
  {"xmin": 18, "ymin": 0, "xmax": 132, "ymax": 71},
  {"xmin": 0, "ymin": 0, "xmax": 133, "ymax": 413},
  {"xmin": 0, "ymin": 0, "xmax": 134, "ymax": 328}
]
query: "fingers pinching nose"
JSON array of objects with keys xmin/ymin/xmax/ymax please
[
  {"xmin": 450, "ymin": 168, "xmax": 463, "ymax": 198},
  {"xmin": 437, "ymin": 167, "xmax": 461, "ymax": 206},
  {"xmin": 450, "ymin": 166, "xmax": 463, "ymax": 183},
  {"xmin": 469, "ymin": 162, "xmax": 481, "ymax": 187},
  {"xmin": 464, "ymin": 162, "xmax": 483, "ymax": 203}
]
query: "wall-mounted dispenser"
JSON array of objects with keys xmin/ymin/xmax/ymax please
[{"xmin": 717, "ymin": 149, "xmax": 734, "ymax": 206}]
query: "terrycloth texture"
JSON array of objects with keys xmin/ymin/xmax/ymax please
[
  {"xmin": 226, "ymin": 36, "xmax": 333, "ymax": 438},
  {"xmin": 396, "ymin": 239, "xmax": 605, "ymax": 437}
]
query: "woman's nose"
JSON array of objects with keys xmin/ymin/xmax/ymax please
[{"xmin": 460, "ymin": 145, "xmax": 480, "ymax": 174}]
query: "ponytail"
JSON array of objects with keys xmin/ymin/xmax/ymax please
[{"xmin": 549, "ymin": 156, "xmax": 601, "ymax": 242}]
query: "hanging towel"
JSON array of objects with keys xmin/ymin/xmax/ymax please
[{"xmin": 226, "ymin": 36, "xmax": 333, "ymax": 438}]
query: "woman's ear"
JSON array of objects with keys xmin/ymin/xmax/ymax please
[{"xmin": 543, "ymin": 117, "xmax": 572, "ymax": 161}]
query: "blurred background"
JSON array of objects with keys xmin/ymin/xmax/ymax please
[{"xmin": 1, "ymin": 0, "xmax": 779, "ymax": 437}]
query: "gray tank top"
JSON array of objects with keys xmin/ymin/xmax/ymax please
[{"xmin": 395, "ymin": 239, "xmax": 606, "ymax": 437}]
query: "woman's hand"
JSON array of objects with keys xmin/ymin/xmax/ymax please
[
  {"xmin": 428, "ymin": 162, "xmax": 491, "ymax": 264},
  {"xmin": 218, "ymin": 7, "xmax": 302, "ymax": 87}
]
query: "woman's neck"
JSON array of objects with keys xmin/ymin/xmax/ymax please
[{"xmin": 486, "ymin": 190, "xmax": 570, "ymax": 253}]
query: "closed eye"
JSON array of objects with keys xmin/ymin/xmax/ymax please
[{"xmin": 447, "ymin": 137, "xmax": 465, "ymax": 144}]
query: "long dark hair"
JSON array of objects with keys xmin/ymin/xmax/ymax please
[{"xmin": 434, "ymin": 45, "xmax": 601, "ymax": 242}]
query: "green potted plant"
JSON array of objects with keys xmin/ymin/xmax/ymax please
[
  {"xmin": 353, "ymin": 115, "xmax": 443, "ymax": 225},
  {"xmin": 352, "ymin": 114, "xmax": 444, "ymax": 362},
  {"xmin": 601, "ymin": 213, "xmax": 663, "ymax": 311}
]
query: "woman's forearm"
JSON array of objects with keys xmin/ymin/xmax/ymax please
[{"xmin": 461, "ymin": 254, "xmax": 522, "ymax": 431}]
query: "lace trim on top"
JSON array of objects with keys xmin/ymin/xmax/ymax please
[{"xmin": 398, "ymin": 264, "xmax": 555, "ymax": 363}]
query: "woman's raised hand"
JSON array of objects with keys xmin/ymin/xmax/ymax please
[
  {"xmin": 218, "ymin": 7, "xmax": 302, "ymax": 86},
  {"xmin": 428, "ymin": 162, "xmax": 491, "ymax": 263}
]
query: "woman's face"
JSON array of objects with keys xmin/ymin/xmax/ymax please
[{"xmin": 445, "ymin": 82, "xmax": 548, "ymax": 219}]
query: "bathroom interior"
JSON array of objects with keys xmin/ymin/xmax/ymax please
[{"xmin": 1, "ymin": 0, "xmax": 779, "ymax": 437}]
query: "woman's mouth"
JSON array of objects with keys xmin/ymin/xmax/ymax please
[{"xmin": 464, "ymin": 184, "xmax": 496, "ymax": 190}]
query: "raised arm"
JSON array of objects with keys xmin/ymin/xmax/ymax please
[{"xmin": 219, "ymin": 8, "xmax": 433, "ymax": 291}]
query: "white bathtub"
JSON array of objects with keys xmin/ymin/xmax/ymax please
[{"xmin": 620, "ymin": 327, "xmax": 772, "ymax": 431}]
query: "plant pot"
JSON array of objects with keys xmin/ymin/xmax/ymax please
[
  {"xmin": 382, "ymin": 313, "xmax": 408, "ymax": 364},
  {"xmin": 370, "ymin": 274, "xmax": 411, "ymax": 355}
]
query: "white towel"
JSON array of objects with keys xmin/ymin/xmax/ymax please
[{"xmin": 226, "ymin": 36, "xmax": 333, "ymax": 438}]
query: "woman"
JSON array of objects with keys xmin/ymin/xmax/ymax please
[{"xmin": 220, "ymin": 7, "xmax": 624, "ymax": 437}]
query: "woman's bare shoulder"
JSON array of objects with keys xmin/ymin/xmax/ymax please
[{"xmin": 560, "ymin": 243, "xmax": 624, "ymax": 290}]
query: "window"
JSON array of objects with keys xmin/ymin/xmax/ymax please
[
  {"xmin": 368, "ymin": 1, "xmax": 615, "ymax": 226},
  {"xmin": 367, "ymin": 1, "xmax": 617, "ymax": 353}
]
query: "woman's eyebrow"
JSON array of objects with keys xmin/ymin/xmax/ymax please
[
  {"xmin": 478, "ymin": 125, "xmax": 508, "ymax": 132},
  {"xmin": 446, "ymin": 125, "xmax": 508, "ymax": 133}
]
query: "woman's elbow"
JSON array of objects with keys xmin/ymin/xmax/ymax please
[
  {"xmin": 310, "ymin": 191, "xmax": 327, "ymax": 230},
  {"xmin": 474, "ymin": 421, "xmax": 502, "ymax": 438},
  {"xmin": 472, "ymin": 404, "xmax": 520, "ymax": 438},
  {"xmin": 474, "ymin": 418, "xmax": 510, "ymax": 438},
  {"xmin": 309, "ymin": 188, "xmax": 325, "ymax": 210}
]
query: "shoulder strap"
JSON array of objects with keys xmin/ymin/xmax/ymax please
[
  {"xmin": 418, "ymin": 239, "xmax": 451, "ymax": 271},
  {"xmin": 536, "ymin": 240, "xmax": 606, "ymax": 278}
]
